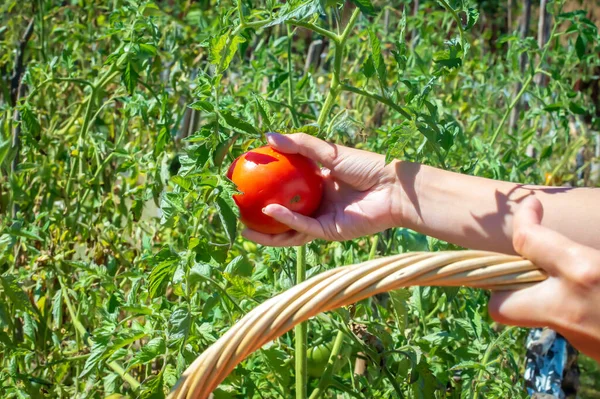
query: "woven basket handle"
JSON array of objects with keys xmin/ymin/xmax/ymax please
[{"xmin": 168, "ymin": 250, "xmax": 544, "ymax": 399}]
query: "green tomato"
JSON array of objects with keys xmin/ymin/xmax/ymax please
[{"xmin": 306, "ymin": 340, "xmax": 352, "ymax": 378}]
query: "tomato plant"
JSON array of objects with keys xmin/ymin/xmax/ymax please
[{"xmin": 227, "ymin": 146, "xmax": 323, "ymax": 234}]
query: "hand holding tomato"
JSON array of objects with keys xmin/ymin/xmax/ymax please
[
  {"xmin": 241, "ymin": 133, "xmax": 402, "ymax": 246},
  {"xmin": 227, "ymin": 146, "xmax": 323, "ymax": 235}
]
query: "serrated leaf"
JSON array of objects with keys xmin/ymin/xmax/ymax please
[
  {"xmin": 170, "ymin": 175, "xmax": 192, "ymax": 191},
  {"xmin": 1, "ymin": 275, "xmax": 36, "ymax": 316},
  {"xmin": 369, "ymin": 29, "xmax": 387, "ymax": 89},
  {"xmin": 215, "ymin": 196, "xmax": 237, "ymax": 244},
  {"xmin": 80, "ymin": 340, "xmax": 107, "ymax": 377},
  {"xmin": 389, "ymin": 289, "xmax": 410, "ymax": 332},
  {"xmin": 253, "ymin": 93, "xmax": 274, "ymax": 131},
  {"xmin": 219, "ymin": 111, "xmax": 260, "ymax": 136},
  {"xmin": 122, "ymin": 60, "xmax": 139, "ymax": 95},
  {"xmin": 350, "ymin": 0, "xmax": 376, "ymax": 15},
  {"xmin": 188, "ymin": 100, "xmax": 214, "ymax": 113},
  {"xmin": 265, "ymin": 0, "xmax": 324, "ymax": 27},
  {"xmin": 109, "ymin": 329, "xmax": 147, "ymax": 357},
  {"xmin": 169, "ymin": 308, "xmax": 191, "ymax": 341},
  {"xmin": 130, "ymin": 337, "xmax": 166, "ymax": 367},
  {"xmin": 148, "ymin": 258, "xmax": 178, "ymax": 298},
  {"xmin": 20, "ymin": 104, "xmax": 41, "ymax": 138},
  {"xmin": 52, "ymin": 290, "xmax": 63, "ymax": 329},
  {"xmin": 361, "ymin": 55, "xmax": 375, "ymax": 78},
  {"xmin": 210, "ymin": 33, "xmax": 245, "ymax": 72},
  {"xmin": 464, "ymin": 7, "xmax": 479, "ymax": 31},
  {"xmin": 224, "ymin": 255, "xmax": 253, "ymax": 277}
]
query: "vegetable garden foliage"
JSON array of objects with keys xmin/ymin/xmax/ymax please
[{"xmin": 0, "ymin": 0, "xmax": 599, "ymax": 398}]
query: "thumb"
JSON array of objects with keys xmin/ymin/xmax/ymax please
[
  {"xmin": 266, "ymin": 132, "xmax": 387, "ymax": 191},
  {"xmin": 512, "ymin": 196, "xmax": 574, "ymax": 276},
  {"xmin": 265, "ymin": 132, "xmax": 344, "ymax": 170}
]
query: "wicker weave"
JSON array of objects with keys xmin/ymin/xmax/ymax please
[{"xmin": 168, "ymin": 250, "xmax": 544, "ymax": 399}]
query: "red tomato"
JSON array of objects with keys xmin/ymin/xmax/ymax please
[{"xmin": 226, "ymin": 146, "xmax": 323, "ymax": 234}]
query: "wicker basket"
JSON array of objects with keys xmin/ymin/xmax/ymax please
[{"xmin": 168, "ymin": 250, "xmax": 544, "ymax": 399}]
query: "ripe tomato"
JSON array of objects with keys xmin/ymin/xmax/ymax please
[{"xmin": 226, "ymin": 145, "xmax": 323, "ymax": 234}]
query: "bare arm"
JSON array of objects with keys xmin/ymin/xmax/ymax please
[
  {"xmin": 243, "ymin": 132, "xmax": 600, "ymax": 254},
  {"xmin": 395, "ymin": 161, "xmax": 600, "ymax": 254}
]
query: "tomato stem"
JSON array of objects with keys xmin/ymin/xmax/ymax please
[{"xmin": 295, "ymin": 244, "xmax": 308, "ymax": 399}]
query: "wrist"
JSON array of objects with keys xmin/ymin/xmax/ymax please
[{"xmin": 385, "ymin": 159, "xmax": 422, "ymax": 231}]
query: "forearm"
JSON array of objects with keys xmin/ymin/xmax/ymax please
[{"xmin": 393, "ymin": 161, "xmax": 600, "ymax": 254}]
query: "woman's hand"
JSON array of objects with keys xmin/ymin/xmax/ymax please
[
  {"xmin": 489, "ymin": 196, "xmax": 600, "ymax": 362},
  {"xmin": 241, "ymin": 133, "xmax": 402, "ymax": 246}
]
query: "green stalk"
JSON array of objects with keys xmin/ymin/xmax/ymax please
[
  {"xmin": 315, "ymin": 8, "xmax": 360, "ymax": 129},
  {"xmin": 59, "ymin": 278, "xmax": 141, "ymax": 390},
  {"xmin": 308, "ymin": 330, "xmax": 345, "ymax": 399},
  {"xmin": 294, "ymin": 7, "xmax": 361, "ymax": 398},
  {"xmin": 489, "ymin": 73, "xmax": 534, "ymax": 146},
  {"xmin": 295, "ymin": 245, "xmax": 307, "ymax": 399},
  {"xmin": 437, "ymin": 0, "xmax": 465, "ymax": 48},
  {"xmin": 287, "ymin": 26, "xmax": 301, "ymax": 128},
  {"xmin": 309, "ymin": 234, "xmax": 379, "ymax": 399}
]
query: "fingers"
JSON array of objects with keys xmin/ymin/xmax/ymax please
[
  {"xmin": 266, "ymin": 132, "xmax": 387, "ymax": 191},
  {"xmin": 512, "ymin": 196, "xmax": 576, "ymax": 276},
  {"xmin": 488, "ymin": 279, "xmax": 561, "ymax": 328},
  {"xmin": 241, "ymin": 228, "xmax": 312, "ymax": 247},
  {"xmin": 266, "ymin": 132, "xmax": 345, "ymax": 170},
  {"xmin": 262, "ymin": 204, "xmax": 327, "ymax": 239}
]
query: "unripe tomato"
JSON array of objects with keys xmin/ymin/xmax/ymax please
[{"xmin": 226, "ymin": 145, "xmax": 323, "ymax": 234}]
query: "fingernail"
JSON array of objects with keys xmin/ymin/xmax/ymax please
[
  {"xmin": 262, "ymin": 207, "xmax": 268, "ymax": 214},
  {"xmin": 265, "ymin": 132, "xmax": 280, "ymax": 145}
]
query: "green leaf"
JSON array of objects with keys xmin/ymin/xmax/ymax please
[
  {"xmin": 169, "ymin": 307, "xmax": 192, "ymax": 342},
  {"xmin": 0, "ymin": 138, "xmax": 10, "ymax": 167},
  {"xmin": 350, "ymin": 0, "xmax": 376, "ymax": 16},
  {"xmin": 569, "ymin": 101, "xmax": 586, "ymax": 115},
  {"xmin": 265, "ymin": 0, "xmax": 324, "ymax": 27},
  {"xmin": 224, "ymin": 255, "xmax": 253, "ymax": 277},
  {"xmin": 80, "ymin": 340, "xmax": 107, "ymax": 377},
  {"xmin": 464, "ymin": 8, "xmax": 479, "ymax": 31},
  {"xmin": 576, "ymin": 34, "xmax": 586, "ymax": 60},
  {"xmin": 122, "ymin": 60, "xmax": 139, "ymax": 95},
  {"xmin": 369, "ymin": 29, "xmax": 387, "ymax": 89},
  {"xmin": 130, "ymin": 337, "xmax": 166, "ymax": 367},
  {"xmin": 189, "ymin": 100, "xmax": 214, "ymax": 113},
  {"xmin": 148, "ymin": 257, "xmax": 179, "ymax": 298},
  {"xmin": 253, "ymin": 93, "xmax": 274, "ymax": 131},
  {"xmin": 361, "ymin": 55, "xmax": 375, "ymax": 78},
  {"xmin": 20, "ymin": 104, "xmax": 41, "ymax": 138},
  {"xmin": 215, "ymin": 196, "xmax": 237, "ymax": 244},
  {"xmin": 52, "ymin": 290, "xmax": 63, "ymax": 329},
  {"xmin": 219, "ymin": 111, "xmax": 260, "ymax": 136},
  {"xmin": 389, "ymin": 289, "xmax": 410, "ymax": 332},
  {"xmin": 210, "ymin": 32, "xmax": 245, "ymax": 72},
  {"xmin": 1, "ymin": 275, "xmax": 36, "ymax": 316}
]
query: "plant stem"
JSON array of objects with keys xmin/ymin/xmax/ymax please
[
  {"xmin": 489, "ymin": 73, "xmax": 534, "ymax": 146},
  {"xmin": 287, "ymin": 26, "xmax": 300, "ymax": 128},
  {"xmin": 316, "ymin": 7, "xmax": 360, "ymax": 130},
  {"xmin": 308, "ymin": 330, "xmax": 345, "ymax": 399},
  {"xmin": 437, "ymin": 0, "xmax": 464, "ymax": 47},
  {"xmin": 287, "ymin": 20, "xmax": 339, "ymax": 43},
  {"xmin": 59, "ymin": 278, "xmax": 141, "ymax": 390},
  {"xmin": 341, "ymin": 84, "xmax": 412, "ymax": 120},
  {"xmin": 295, "ymin": 245, "xmax": 307, "ymax": 399}
]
